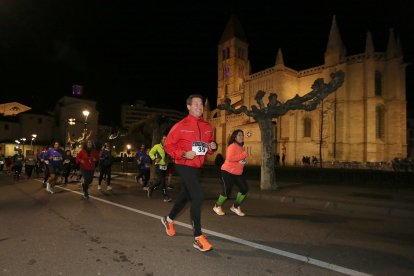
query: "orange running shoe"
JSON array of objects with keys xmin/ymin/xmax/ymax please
[
  {"xmin": 161, "ymin": 216, "xmax": 176, "ymax": 236},
  {"xmin": 193, "ymin": 235, "xmax": 213, "ymax": 252}
]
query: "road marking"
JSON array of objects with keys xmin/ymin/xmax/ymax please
[{"xmin": 52, "ymin": 184, "xmax": 371, "ymax": 276}]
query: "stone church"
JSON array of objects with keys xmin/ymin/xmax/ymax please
[{"xmin": 205, "ymin": 16, "xmax": 407, "ymax": 166}]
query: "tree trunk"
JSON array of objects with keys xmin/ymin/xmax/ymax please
[
  {"xmin": 319, "ymin": 101, "xmax": 324, "ymax": 168},
  {"xmin": 258, "ymin": 119, "xmax": 278, "ymax": 190}
]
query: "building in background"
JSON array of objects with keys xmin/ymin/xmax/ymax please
[
  {"xmin": 54, "ymin": 96, "xmax": 99, "ymax": 147},
  {"xmin": 0, "ymin": 96, "xmax": 99, "ymax": 156},
  {"xmin": 206, "ymin": 16, "xmax": 407, "ymax": 166},
  {"xmin": 0, "ymin": 112, "xmax": 55, "ymax": 156},
  {"xmin": 407, "ymin": 112, "xmax": 414, "ymax": 159},
  {"xmin": 121, "ymin": 100, "xmax": 186, "ymax": 129}
]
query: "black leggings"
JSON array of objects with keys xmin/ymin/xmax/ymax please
[
  {"xmin": 168, "ymin": 164, "xmax": 204, "ymax": 237},
  {"xmin": 81, "ymin": 170, "xmax": 94, "ymax": 196},
  {"xmin": 98, "ymin": 166, "xmax": 112, "ymax": 185},
  {"xmin": 221, "ymin": 170, "xmax": 249, "ymax": 197}
]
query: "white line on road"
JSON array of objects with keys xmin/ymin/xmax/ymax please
[{"xmin": 51, "ymin": 184, "xmax": 371, "ymax": 276}]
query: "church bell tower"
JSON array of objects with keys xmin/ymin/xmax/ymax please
[{"xmin": 217, "ymin": 15, "xmax": 250, "ymax": 106}]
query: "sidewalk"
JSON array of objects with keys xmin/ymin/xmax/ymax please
[{"xmin": 110, "ymin": 172, "xmax": 414, "ymax": 219}]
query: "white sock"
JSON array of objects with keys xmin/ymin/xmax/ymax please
[{"xmin": 166, "ymin": 216, "xmax": 173, "ymax": 222}]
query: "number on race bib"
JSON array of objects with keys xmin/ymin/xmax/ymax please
[{"xmin": 192, "ymin": 141, "xmax": 208, "ymax": 156}]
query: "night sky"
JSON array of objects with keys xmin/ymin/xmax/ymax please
[{"xmin": 1, "ymin": 0, "xmax": 413, "ymax": 124}]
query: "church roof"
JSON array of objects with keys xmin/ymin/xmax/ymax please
[{"xmin": 219, "ymin": 15, "xmax": 247, "ymax": 44}]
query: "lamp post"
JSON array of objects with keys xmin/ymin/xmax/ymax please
[
  {"xmin": 31, "ymin": 134, "xmax": 37, "ymax": 151},
  {"xmin": 82, "ymin": 110, "xmax": 90, "ymax": 141},
  {"xmin": 124, "ymin": 144, "xmax": 132, "ymax": 172},
  {"xmin": 15, "ymin": 140, "xmax": 20, "ymax": 151},
  {"xmin": 20, "ymin": 138, "xmax": 26, "ymax": 155}
]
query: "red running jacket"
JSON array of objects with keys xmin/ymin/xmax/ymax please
[
  {"xmin": 76, "ymin": 149, "xmax": 100, "ymax": 171},
  {"xmin": 164, "ymin": 114, "xmax": 214, "ymax": 168}
]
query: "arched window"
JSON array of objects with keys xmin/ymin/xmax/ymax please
[
  {"xmin": 223, "ymin": 64, "xmax": 230, "ymax": 79},
  {"xmin": 375, "ymin": 70, "xmax": 382, "ymax": 96},
  {"xmin": 376, "ymin": 106, "xmax": 385, "ymax": 139},
  {"xmin": 222, "ymin": 47, "xmax": 230, "ymax": 60},
  {"xmin": 304, "ymin": 117, "xmax": 311, "ymax": 138}
]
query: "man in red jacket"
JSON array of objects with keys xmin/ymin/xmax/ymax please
[{"xmin": 161, "ymin": 94, "xmax": 217, "ymax": 252}]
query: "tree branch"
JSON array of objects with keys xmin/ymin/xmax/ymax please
[{"xmin": 218, "ymin": 70, "xmax": 345, "ymax": 119}]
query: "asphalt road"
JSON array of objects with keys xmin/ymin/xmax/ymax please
[{"xmin": 1, "ymin": 174, "xmax": 414, "ymax": 276}]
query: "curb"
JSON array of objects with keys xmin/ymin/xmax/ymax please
[
  {"xmin": 110, "ymin": 174, "xmax": 414, "ymax": 219},
  {"xmin": 247, "ymin": 193, "xmax": 414, "ymax": 219}
]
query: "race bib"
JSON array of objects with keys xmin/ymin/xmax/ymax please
[
  {"xmin": 192, "ymin": 141, "xmax": 208, "ymax": 156},
  {"xmin": 159, "ymin": 165, "xmax": 167, "ymax": 170}
]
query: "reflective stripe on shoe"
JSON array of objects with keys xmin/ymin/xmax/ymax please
[
  {"xmin": 193, "ymin": 235, "xmax": 212, "ymax": 252},
  {"xmin": 161, "ymin": 217, "xmax": 176, "ymax": 236}
]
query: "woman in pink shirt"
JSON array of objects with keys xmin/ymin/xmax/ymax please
[{"xmin": 213, "ymin": 129, "xmax": 249, "ymax": 217}]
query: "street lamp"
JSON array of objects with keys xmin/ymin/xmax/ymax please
[
  {"xmin": 123, "ymin": 144, "xmax": 132, "ymax": 172},
  {"xmin": 82, "ymin": 109, "xmax": 90, "ymax": 140},
  {"xmin": 20, "ymin": 138, "xmax": 26, "ymax": 154},
  {"xmin": 31, "ymin": 134, "xmax": 37, "ymax": 146}
]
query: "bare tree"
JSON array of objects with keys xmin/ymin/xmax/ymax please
[
  {"xmin": 318, "ymin": 97, "xmax": 335, "ymax": 168},
  {"xmin": 218, "ymin": 71, "xmax": 345, "ymax": 190},
  {"xmin": 67, "ymin": 130, "xmax": 92, "ymax": 149}
]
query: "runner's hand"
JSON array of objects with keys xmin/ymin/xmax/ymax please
[
  {"xmin": 183, "ymin": 151, "xmax": 196, "ymax": 160},
  {"xmin": 209, "ymin": 141, "xmax": 217, "ymax": 151}
]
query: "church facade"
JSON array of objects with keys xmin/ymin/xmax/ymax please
[{"xmin": 205, "ymin": 16, "xmax": 407, "ymax": 166}]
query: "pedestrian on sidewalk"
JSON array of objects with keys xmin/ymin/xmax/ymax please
[
  {"xmin": 76, "ymin": 140, "xmax": 99, "ymax": 199},
  {"xmin": 213, "ymin": 129, "xmax": 249, "ymax": 217},
  {"xmin": 147, "ymin": 135, "xmax": 171, "ymax": 202},
  {"xmin": 161, "ymin": 94, "xmax": 217, "ymax": 252}
]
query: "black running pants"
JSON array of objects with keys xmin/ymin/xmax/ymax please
[{"xmin": 168, "ymin": 164, "xmax": 204, "ymax": 237}]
